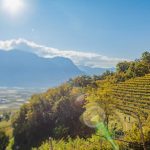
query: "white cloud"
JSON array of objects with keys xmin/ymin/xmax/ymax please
[{"xmin": 0, "ymin": 38, "xmax": 128, "ymax": 68}]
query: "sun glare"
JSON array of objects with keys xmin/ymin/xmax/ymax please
[{"xmin": 2, "ymin": 0, "xmax": 25, "ymax": 16}]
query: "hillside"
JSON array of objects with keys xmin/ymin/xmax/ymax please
[
  {"xmin": 1, "ymin": 52, "xmax": 150, "ymax": 150},
  {"xmin": 112, "ymin": 74, "xmax": 150, "ymax": 116},
  {"xmin": 0, "ymin": 50, "xmax": 82, "ymax": 87}
]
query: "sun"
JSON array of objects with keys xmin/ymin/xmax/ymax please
[{"xmin": 2, "ymin": 0, "xmax": 25, "ymax": 16}]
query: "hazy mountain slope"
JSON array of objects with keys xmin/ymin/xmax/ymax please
[
  {"xmin": 0, "ymin": 50, "xmax": 82, "ymax": 87},
  {"xmin": 78, "ymin": 65, "xmax": 115, "ymax": 75}
]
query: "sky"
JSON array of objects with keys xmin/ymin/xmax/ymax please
[{"xmin": 0, "ymin": 0, "xmax": 150, "ymax": 67}]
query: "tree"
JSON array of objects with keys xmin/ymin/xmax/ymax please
[
  {"xmin": 85, "ymin": 81, "xmax": 116, "ymax": 129},
  {"xmin": 0, "ymin": 131, "xmax": 9, "ymax": 150},
  {"xmin": 12, "ymin": 94, "xmax": 56, "ymax": 149},
  {"xmin": 12, "ymin": 84, "xmax": 93, "ymax": 149},
  {"xmin": 116, "ymin": 61, "xmax": 130, "ymax": 73},
  {"xmin": 69, "ymin": 75, "xmax": 92, "ymax": 87},
  {"xmin": 141, "ymin": 51, "xmax": 150, "ymax": 64},
  {"xmin": 134, "ymin": 62, "xmax": 149, "ymax": 77}
]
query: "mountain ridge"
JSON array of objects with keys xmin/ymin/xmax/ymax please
[
  {"xmin": 0, "ymin": 49, "xmax": 82, "ymax": 87},
  {"xmin": 0, "ymin": 49, "xmax": 115, "ymax": 87}
]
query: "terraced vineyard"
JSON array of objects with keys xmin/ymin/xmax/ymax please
[{"xmin": 112, "ymin": 74, "xmax": 150, "ymax": 117}]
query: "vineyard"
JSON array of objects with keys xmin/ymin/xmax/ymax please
[{"xmin": 112, "ymin": 74, "xmax": 150, "ymax": 116}]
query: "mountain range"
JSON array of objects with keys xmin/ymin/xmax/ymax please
[
  {"xmin": 0, "ymin": 50, "xmax": 114, "ymax": 87},
  {"xmin": 0, "ymin": 50, "xmax": 82, "ymax": 87}
]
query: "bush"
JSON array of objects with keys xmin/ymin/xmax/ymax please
[{"xmin": 0, "ymin": 130, "xmax": 9, "ymax": 150}]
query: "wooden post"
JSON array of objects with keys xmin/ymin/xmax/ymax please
[
  {"xmin": 136, "ymin": 114, "xmax": 147, "ymax": 150},
  {"xmin": 49, "ymin": 137, "xmax": 53, "ymax": 150},
  {"xmin": 100, "ymin": 139, "xmax": 103, "ymax": 150}
]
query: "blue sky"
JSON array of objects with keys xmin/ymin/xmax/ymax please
[{"xmin": 0, "ymin": 0, "xmax": 150, "ymax": 67}]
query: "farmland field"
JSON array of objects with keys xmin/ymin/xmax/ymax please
[{"xmin": 0, "ymin": 87, "xmax": 47, "ymax": 110}]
